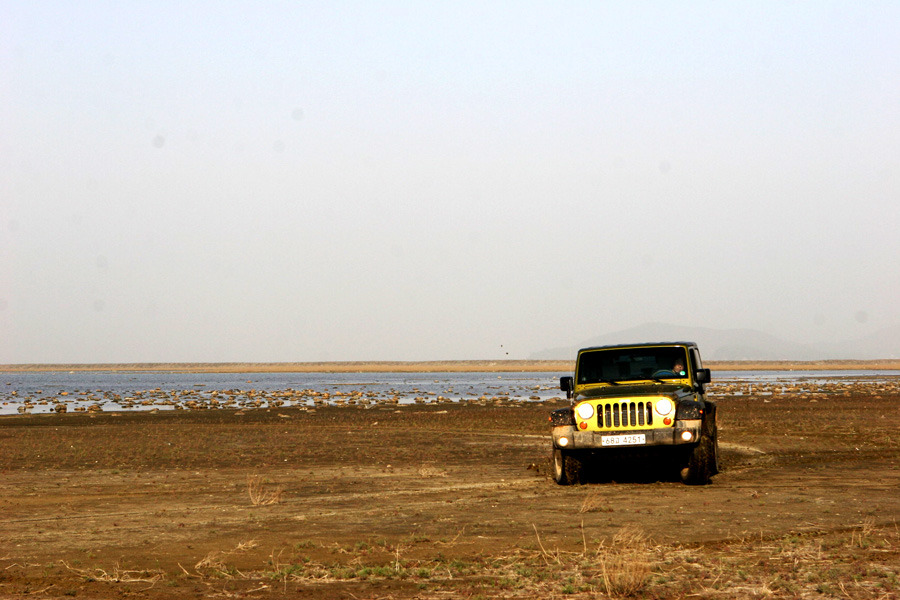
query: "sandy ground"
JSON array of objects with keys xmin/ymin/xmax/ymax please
[{"xmin": 1, "ymin": 390, "xmax": 898, "ymax": 599}]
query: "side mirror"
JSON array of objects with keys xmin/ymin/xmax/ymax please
[
  {"xmin": 695, "ymin": 369, "xmax": 711, "ymax": 384},
  {"xmin": 559, "ymin": 376, "xmax": 574, "ymax": 399}
]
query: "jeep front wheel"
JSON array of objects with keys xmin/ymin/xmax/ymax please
[
  {"xmin": 680, "ymin": 426, "xmax": 717, "ymax": 485},
  {"xmin": 552, "ymin": 448, "xmax": 584, "ymax": 485}
]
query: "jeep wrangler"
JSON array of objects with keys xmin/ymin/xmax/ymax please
[{"xmin": 550, "ymin": 342, "xmax": 718, "ymax": 485}]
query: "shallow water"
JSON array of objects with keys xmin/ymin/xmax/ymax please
[
  {"xmin": 0, "ymin": 371, "xmax": 562, "ymax": 415},
  {"xmin": 1, "ymin": 370, "xmax": 898, "ymax": 415},
  {"xmin": 714, "ymin": 369, "xmax": 900, "ymax": 381}
]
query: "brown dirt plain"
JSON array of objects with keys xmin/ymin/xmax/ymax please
[{"xmin": 1, "ymin": 369, "xmax": 899, "ymax": 599}]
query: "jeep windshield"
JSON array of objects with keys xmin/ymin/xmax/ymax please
[{"xmin": 576, "ymin": 346, "xmax": 689, "ymax": 385}]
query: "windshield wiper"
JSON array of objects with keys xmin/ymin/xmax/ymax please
[{"xmin": 611, "ymin": 376, "xmax": 667, "ymax": 384}]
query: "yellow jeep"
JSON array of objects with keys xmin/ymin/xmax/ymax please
[{"xmin": 551, "ymin": 342, "xmax": 718, "ymax": 485}]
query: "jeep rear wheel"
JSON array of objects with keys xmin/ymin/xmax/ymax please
[
  {"xmin": 552, "ymin": 448, "xmax": 584, "ymax": 485},
  {"xmin": 710, "ymin": 423, "xmax": 720, "ymax": 475}
]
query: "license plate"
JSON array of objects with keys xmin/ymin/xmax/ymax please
[{"xmin": 601, "ymin": 434, "xmax": 646, "ymax": 447}]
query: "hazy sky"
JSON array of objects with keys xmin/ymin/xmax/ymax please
[{"xmin": 2, "ymin": 2, "xmax": 899, "ymax": 363}]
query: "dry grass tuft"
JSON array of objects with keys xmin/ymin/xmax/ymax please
[
  {"xmin": 194, "ymin": 540, "xmax": 258, "ymax": 578},
  {"xmin": 850, "ymin": 516, "xmax": 878, "ymax": 548},
  {"xmin": 528, "ymin": 522, "xmax": 654, "ymax": 596},
  {"xmin": 194, "ymin": 552, "xmax": 229, "ymax": 575},
  {"xmin": 597, "ymin": 525, "xmax": 653, "ymax": 597},
  {"xmin": 247, "ymin": 475, "xmax": 283, "ymax": 506},
  {"xmin": 579, "ymin": 490, "xmax": 612, "ymax": 513},
  {"xmin": 599, "ymin": 552, "xmax": 651, "ymax": 597},
  {"xmin": 234, "ymin": 539, "xmax": 260, "ymax": 552},
  {"xmin": 61, "ymin": 560, "xmax": 164, "ymax": 586},
  {"xmin": 611, "ymin": 523, "xmax": 649, "ymax": 547}
]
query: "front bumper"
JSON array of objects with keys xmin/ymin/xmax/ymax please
[{"xmin": 551, "ymin": 419, "xmax": 701, "ymax": 449}]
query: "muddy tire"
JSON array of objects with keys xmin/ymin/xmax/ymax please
[
  {"xmin": 709, "ymin": 421, "xmax": 720, "ymax": 476},
  {"xmin": 552, "ymin": 448, "xmax": 584, "ymax": 485},
  {"xmin": 681, "ymin": 420, "xmax": 718, "ymax": 485},
  {"xmin": 707, "ymin": 405, "xmax": 720, "ymax": 475}
]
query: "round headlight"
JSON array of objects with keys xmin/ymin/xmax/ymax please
[
  {"xmin": 576, "ymin": 403, "xmax": 595, "ymax": 420},
  {"xmin": 655, "ymin": 398, "xmax": 674, "ymax": 415}
]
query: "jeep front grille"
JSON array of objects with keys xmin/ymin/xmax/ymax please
[{"xmin": 598, "ymin": 401, "xmax": 653, "ymax": 428}]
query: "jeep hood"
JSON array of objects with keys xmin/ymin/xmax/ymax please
[{"xmin": 576, "ymin": 384, "xmax": 691, "ymax": 400}]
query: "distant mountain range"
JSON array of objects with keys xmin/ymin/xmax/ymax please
[{"xmin": 529, "ymin": 322, "xmax": 900, "ymax": 361}]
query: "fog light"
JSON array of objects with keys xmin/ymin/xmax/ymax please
[
  {"xmin": 681, "ymin": 431, "xmax": 693, "ymax": 442},
  {"xmin": 558, "ymin": 436, "xmax": 569, "ymax": 447}
]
